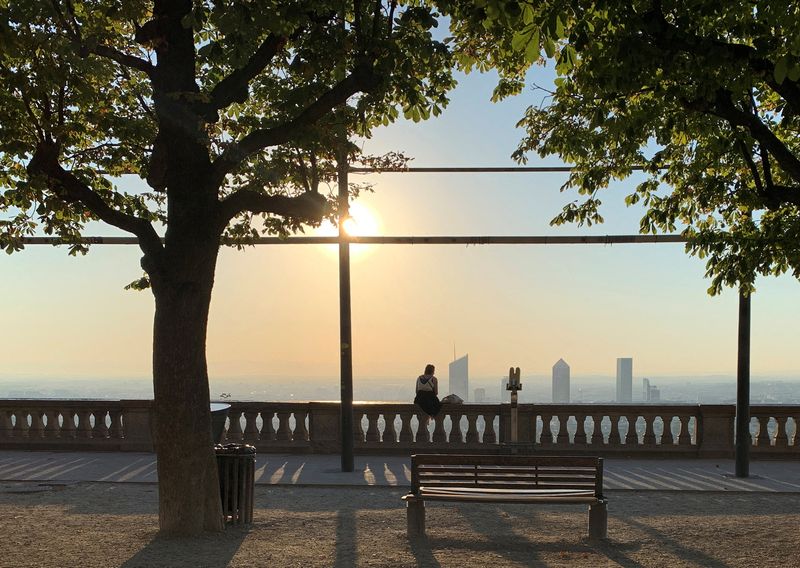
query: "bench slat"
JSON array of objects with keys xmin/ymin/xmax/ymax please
[
  {"xmin": 413, "ymin": 494, "xmax": 600, "ymax": 504},
  {"xmin": 420, "ymin": 487, "xmax": 595, "ymax": 495},
  {"xmin": 413, "ymin": 455, "xmax": 600, "ymax": 467},
  {"xmin": 418, "ymin": 467, "xmax": 597, "ymax": 476},
  {"xmin": 418, "ymin": 481, "xmax": 597, "ymax": 490}
]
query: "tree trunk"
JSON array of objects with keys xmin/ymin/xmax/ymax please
[{"xmin": 150, "ymin": 240, "xmax": 224, "ymax": 534}]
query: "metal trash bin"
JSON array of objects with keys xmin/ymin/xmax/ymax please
[{"xmin": 215, "ymin": 443, "xmax": 256, "ymax": 524}]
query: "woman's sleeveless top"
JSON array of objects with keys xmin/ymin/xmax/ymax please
[{"xmin": 416, "ymin": 375, "xmax": 435, "ymax": 392}]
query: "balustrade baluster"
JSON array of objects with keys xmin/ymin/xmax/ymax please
[
  {"xmin": 756, "ymin": 416, "xmax": 772, "ymax": 447},
  {"xmin": 109, "ymin": 410, "xmax": 123, "ymax": 439},
  {"xmin": 677, "ymin": 415, "xmax": 692, "ymax": 446},
  {"xmin": 76, "ymin": 410, "xmax": 92, "ymax": 438},
  {"xmin": 415, "ymin": 412, "xmax": 431, "ymax": 444},
  {"xmin": 383, "ymin": 413, "xmax": 398, "ymax": 444},
  {"xmin": 449, "ymin": 413, "xmax": 464, "ymax": 443},
  {"xmin": 261, "ymin": 412, "xmax": 276, "ymax": 440},
  {"xmin": 365, "ymin": 412, "xmax": 381, "ymax": 442},
  {"xmin": 227, "ymin": 409, "xmax": 244, "ymax": 441},
  {"xmin": 243, "ymin": 411, "xmax": 260, "ymax": 442},
  {"xmin": 624, "ymin": 414, "xmax": 638, "ymax": 445},
  {"xmin": 398, "ymin": 412, "xmax": 414, "ymax": 443},
  {"xmin": 539, "ymin": 414, "xmax": 553, "ymax": 445},
  {"xmin": 44, "ymin": 410, "xmax": 60, "ymax": 438},
  {"xmin": 27, "ymin": 410, "xmax": 45, "ymax": 438},
  {"xmin": 60, "ymin": 410, "xmax": 76, "ymax": 439},
  {"xmin": 465, "ymin": 413, "xmax": 479, "ymax": 444},
  {"xmin": 609, "ymin": 415, "xmax": 622, "ymax": 445},
  {"xmin": 276, "ymin": 411, "xmax": 292, "ymax": 441},
  {"xmin": 484, "ymin": 412, "xmax": 498, "ymax": 444},
  {"xmin": 294, "ymin": 411, "xmax": 309, "ymax": 442},
  {"xmin": 556, "ymin": 414, "xmax": 570, "ymax": 446},
  {"xmin": 666, "ymin": 416, "xmax": 678, "ymax": 445},
  {"xmin": 573, "ymin": 414, "xmax": 587, "ymax": 446},
  {"xmin": 773, "ymin": 417, "xmax": 788, "ymax": 449},
  {"xmin": 643, "ymin": 415, "xmax": 656, "ymax": 446},
  {"xmin": 12, "ymin": 410, "xmax": 28, "ymax": 438},
  {"xmin": 432, "ymin": 414, "xmax": 446, "ymax": 444},
  {"xmin": 92, "ymin": 410, "xmax": 109, "ymax": 438},
  {"xmin": 589, "ymin": 415, "xmax": 603, "ymax": 445}
]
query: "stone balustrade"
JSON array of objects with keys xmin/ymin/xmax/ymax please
[{"xmin": 0, "ymin": 400, "xmax": 796, "ymax": 458}]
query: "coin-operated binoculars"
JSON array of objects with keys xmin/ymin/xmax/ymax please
[{"xmin": 506, "ymin": 367, "xmax": 522, "ymax": 442}]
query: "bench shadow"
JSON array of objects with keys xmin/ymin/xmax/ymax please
[
  {"xmin": 119, "ymin": 527, "xmax": 248, "ymax": 568},
  {"xmin": 454, "ymin": 503, "xmax": 645, "ymax": 568}
]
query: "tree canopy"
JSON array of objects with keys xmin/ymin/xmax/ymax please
[
  {"xmin": 0, "ymin": 0, "xmax": 454, "ymax": 259},
  {"xmin": 447, "ymin": 0, "xmax": 800, "ymax": 294}
]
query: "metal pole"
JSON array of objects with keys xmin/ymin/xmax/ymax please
[
  {"xmin": 735, "ymin": 289, "xmax": 751, "ymax": 477},
  {"xmin": 337, "ymin": 144, "xmax": 354, "ymax": 473}
]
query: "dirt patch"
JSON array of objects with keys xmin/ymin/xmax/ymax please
[{"xmin": 0, "ymin": 482, "xmax": 796, "ymax": 567}]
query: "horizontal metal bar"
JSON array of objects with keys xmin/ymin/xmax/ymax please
[
  {"xmin": 348, "ymin": 166, "xmax": 652, "ymax": 173},
  {"xmin": 21, "ymin": 235, "xmax": 687, "ymax": 246}
]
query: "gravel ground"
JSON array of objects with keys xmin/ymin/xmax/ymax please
[{"xmin": 0, "ymin": 482, "xmax": 797, "ymax": 567}]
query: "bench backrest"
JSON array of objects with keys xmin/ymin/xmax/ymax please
[{"xmin": 410, "ymin": 454, "xmax": 603, "ymax": 497}]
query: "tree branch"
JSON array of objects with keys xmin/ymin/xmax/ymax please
[
  {"xmin": 201, "ymin": 33, "xmax": 287, "ymax": 117},
  {"xmin": 216, "ymin": 189, "xmax": 328, "ymax": 231},
  {"xmin": 641, "ymin": 5, "xmax": 800, "ymax": 113},
  {"xmin": 211, "ymin": 63, "xmax": 378, "ymax": 184},
  {"xmin": 27, "ymin": 140, "xmax": 164, "ymax": 260},
  {"xmin": 87, "ymin": 44, "xmax": 156, "ymax": 78},
  {"xmin": 51, "ymin": 0, "xmax": 155, "ymax": 78},
  {"xmin": 711, "ymin": 90, "xmax": 800, "ymax": 185}
]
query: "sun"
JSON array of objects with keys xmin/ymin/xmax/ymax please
[
  {"xmin": 313, "ymin": 202, "xmax": 380, "ymax": 259},
  {"xmin": 341, "ymin": 202, "xmax": 379, "ymax": 236}
]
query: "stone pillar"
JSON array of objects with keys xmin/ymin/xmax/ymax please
[
  {"xmin": 698, "ymin": 405, "xmax": 735, "ymax": 458},
  {"xmin": 309, "ymin": 402, "xmax": 341, "ymax": 453},
  {"xmin": 120, "ymin": 400, "xmax": 155, "ymax": 452}
]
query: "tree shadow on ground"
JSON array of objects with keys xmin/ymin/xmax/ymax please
[{"xmin": 119, "ymin": 526, "xmax": 248, "ymax": 568}]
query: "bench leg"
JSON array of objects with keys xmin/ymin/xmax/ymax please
[
  {"xmin": 588, "ymin": 501, "xmax": 608, "ymax": 540},
  {"xmin": 406, "ymin": 499, "xmax": 426, "ymax": 537}
]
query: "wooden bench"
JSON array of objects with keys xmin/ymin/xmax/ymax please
[{"xmin": 401, "ymin": 454, "xmax": 608, "ymax": 539}]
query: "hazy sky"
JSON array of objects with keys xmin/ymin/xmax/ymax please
[{"xmin": 3, "ymin": 64, "xmax": 800, "ymax": 385}]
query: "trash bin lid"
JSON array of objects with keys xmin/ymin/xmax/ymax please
[{"xmin": 215, "ymin": 443, "xmax": 256, "ymax": 455}]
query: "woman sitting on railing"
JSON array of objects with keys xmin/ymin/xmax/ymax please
[{"xmin": 414, "ymin": 363, "xmax": 441, "ymax": 417}]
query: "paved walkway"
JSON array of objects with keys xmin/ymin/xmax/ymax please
[{"xmin": 1, "ymin": 450, "xmax": 798, "ymax": 492}]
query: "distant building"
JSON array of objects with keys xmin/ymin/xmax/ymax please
[
  {"xmin": 650, "ymin": 386, "xmax": 661, "ymax": 402},
  {"xmin": 643, "ymin": 378, "xmax": 660, "ymax": 402},
  {"xmin": 552, "ymin": 358, "xmax": 570, "ymax": 403},
  {"xmin": 616, "ymin": 358, "xmax": 633, "ymax": 402},
  {"xmin": 449, "ymin": 354, "xmax": 469, "ymax": 401},
  {"xmin": 500, "ymin": 377, "xmax": 508, "ymax": 402},
  {"xmin": 474, "ymin": 388, "xmax": 486, "ymax": 403}
]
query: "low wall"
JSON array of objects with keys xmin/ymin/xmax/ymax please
[{"xmin": 0, "ymin": 400, "xmax": 797, "ymax": 458}]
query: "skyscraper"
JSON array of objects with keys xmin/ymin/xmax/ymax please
[
  {"xmin": 449, "ymin": 354, "xmax": 469, "ymax": 401},
  {"xmin": 616, "ymin": 358, "xmax": 633, "ymax": 402},
  {"xmin": 552, "ymin": 358, "xmax": 570, "ymax": 403},
  {"xmin": 474, "ymin": 388, "xmax": 486, "ymax": 403},
  {"xmin": 643, "ymin": 377, "xmax": 660, "ymax": 402}
]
